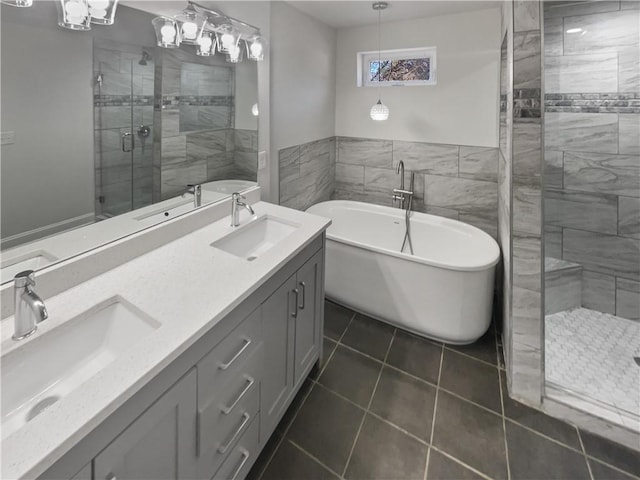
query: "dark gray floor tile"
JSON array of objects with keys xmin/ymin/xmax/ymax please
[
  {"xmin": 246, "ymin": 430, "xmax": 282, "ymax": 480},
  {"xmin": 323, "ymin": 337, "xmax": 337, "ymax": 363},
  {"xmin": 261, "ymin": 439, "xmax": 339, "ymax": 480},
  {"xmin": 427, "ymin": 449, "xmax": 483, "ymax": 480},
  {"xmin": 275, "ymin": 379, "xmax": 314, "ymax": 435},
  {"xmin": 498, "ymin": 343, "xmax": 505, "ymax": 369},
  {"xmin": 386, "ymin": 331, "xmax": 442, "ymax": 384},
  {"xmin": 447, "ymin": 329, "xmax": 497, "ymax": 365},
  {"xmin": 324, "ymin": 301, "xmax": 353, "ymax": 340},
  {"xmin": 318, "ymin": 345, "xmax": 382, "ymax": 408},
  {"xmin": 370, "ymin": 366, "xmax": 436, "ymax": 440},
  {"xmin": 340, "ymin": 313, "xmax": 395, "ymax": 361},
  {"xmin": 589, "ymin": 458, "xmax": 639, "ymax": 480},
  {"xmin": 287, "ymin": 384, "xmax": 365, "ymax": 474},
  {"xmin": 439, "ymin": 349, "xmax": 501, "ymax": 413},
  {"xmin": 580, "ymin": 429, "xmax": 640, "ymax": 477},
  {"xmin": 345, "ymin": 414, "xmax": 428, "ymax": 480},
  {"xmin": 500, "ymin": 370, "xmax": 581, "ymax": 450},
  {"xmin": 506, "ymin": 420, "xmax": 591, "ymax": 480},
  {"xmin": 433, "ymin": 390, "xmax": 507, "ymax": 480}
]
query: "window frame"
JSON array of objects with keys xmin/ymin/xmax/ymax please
[{"xmin": 357, "ymin": 46, "xmax": 437, "ymax": 87}]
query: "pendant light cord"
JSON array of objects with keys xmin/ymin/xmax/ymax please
[{"xmin": 377, "ymin": 4, "xmax": 382, "ymax": 101}]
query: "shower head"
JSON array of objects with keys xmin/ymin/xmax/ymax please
[{"xmin": 139, "ymin": 50, "xmax": 152, "ymax": 66}]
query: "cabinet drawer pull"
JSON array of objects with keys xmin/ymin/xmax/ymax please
[
  {"xmin": 218, "ymin": 413, "xmax": 251, "ymax": 454},
  {"xmin": 221, "ymin": 377, "xmax": 254, "ymax": 415},
  {"xmin": 230, "ymin": 449, "xmax": 250, "ymax": 480},
  {"xmin": 299, "ymin": 281, "xmax": 306, "ymax": 310},
  {"xmin": 292, "ymin": 288, "xmax": 299, "ymax": 318},
  {"xmin": 106, "ymin": 474, "xmax": 117, "ymax": 480},
  {"xmin": 219, "ymin": 338, "xmax": 251, "ymax": 371}
]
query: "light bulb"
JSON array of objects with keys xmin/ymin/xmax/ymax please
[
  {"xmin": 221, "ymin": 32, "xmax": 235, "ymax": 49},
  {"xmin": 182, "ymin": 21, "xmax": 197, "ymax": 39},
  {"xmin": 65, "ymin": 0, "xmax": 88, "ymax": 17},
  {"xmin": 370, "ymin": 100, "xmax": 389, "ymax": 121},
  {"xmin": 251, "ymin": 103, "xmax": 259, "ymax": 116},
  {"xmin": 198, "ymin": 36, "xmax": 212, "ymax": 50},
  {"xmin": 161, "ymin": 24, "xmax": 176, "ymax": 42},
  {"xmin": 88, "ymin": 0, "xmax": 108, "ymax": 8},
  {"xmin": 229, "ymin": 44, "xmax": 240, "ymax": 58},
  {"xmin": 250, "ymin": 42, "xmax": 263, "ymax": 58}
]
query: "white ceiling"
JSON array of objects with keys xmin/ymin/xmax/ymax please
[{"xmin": 286, "ymin": 1, "xmax": 502, "ymax": 29}]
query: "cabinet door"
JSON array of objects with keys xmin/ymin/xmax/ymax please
[
  {"xmin": 94, "ymin": 370, "xmax": 198, "ymax": 480},
  {"xmin": 260, "ymin": 274, "xmax": 296, "ymax": 437},
  {"xmin": 293, "ymin": 252, "xmax": 322, "ymax": 387}
]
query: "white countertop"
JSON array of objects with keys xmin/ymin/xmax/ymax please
[{"xmin": 0, "ymin": 201, "xmax": 330, "ymax": 480}]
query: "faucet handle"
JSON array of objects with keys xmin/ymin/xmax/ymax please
[
  {"xmin": 14, "ymin": 270, "xmax": 35, "ymax": 288},
  {"xmin": 232, "ymin": 192, "xmax": 246, "ymax": 201}
]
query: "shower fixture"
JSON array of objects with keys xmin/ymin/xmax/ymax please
[{"xmin": 139, "ymin": 50, "xmax": 152, "ymax": 66}]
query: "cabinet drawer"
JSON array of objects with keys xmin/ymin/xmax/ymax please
[
  {"xmin": 198, "ymin": 345, "xmax": 261, "ymax": 476},
  {"xmin": 198, "ymin": 308, "xmax": 261, "ymax": 406},
  {"xmin": 211, "ymin": 414, "xmax": 259, "ymax": 480}
]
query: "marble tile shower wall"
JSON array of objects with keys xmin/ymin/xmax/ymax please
[
  {"xmin": 543, "ymin": 1, "xmax": 640, "ymax": 321},
  {"xmin": 332, "ymin": 137, "xmax": 500, "ymax": 238},
  {"xmin": 94, "ymin": 46, "xmax": 155, "ymax": 216},
  {"xmin": 154, "ymin": 49, "xmax": 252, "ymax": 201}
]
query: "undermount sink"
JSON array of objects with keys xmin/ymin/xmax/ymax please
[
  {"xmin": 134, "ymin": 200, "xmax": 195, "ymax": 225},
  {"xmin": 1, "ymin": 251, "xmax": 58, "ymax": 283},
  {"xmin": 1, "ymin": 297, "xmax": 160, "ymax": 439},
  {"xmin": 212, "ymin": 215, "xmax": 299, "ymax": 261}
]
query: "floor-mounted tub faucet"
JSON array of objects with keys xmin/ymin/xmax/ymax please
[
  {"xmin": 392, "ymin": 160, "xmax": 413, "ymax": 209},
  {"xmin": 231, "ymin": 192, "xmax": 255, "ymax": 227},
  {"xmin": 183, "ymin": 184, "xmax": 202, "ymax": 208},
  {"xmin": 13, "ymin": 270, "xmax": 48, "ymax": 341}
]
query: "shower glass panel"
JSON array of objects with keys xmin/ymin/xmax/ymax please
[
  {"xmin": 542, "ymin": 1, "xmax": 640, "ymax": 433},
  {"xmin": 94, "ymin": 42, "xmax": 155, "ymax": 218}
]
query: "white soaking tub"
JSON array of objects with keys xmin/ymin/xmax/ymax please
[{"xmin": 306, "ymin": 200, "xmax": 501, "ymax": 344}]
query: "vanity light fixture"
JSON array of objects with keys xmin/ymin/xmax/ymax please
[
  {"xmin": 152, "ymin": 2, "xmax": 265, "ymax": 63},
  {"xmin": 0, "ymin": 0, "xmax": 32, "ymax": 7},
  {"xmin": 370, "ymin": 1, "xmax": 390, "ymax": 121},
  {"xmin": 174, "ymin": 4, "xmax": 206, "ymax": 45},
  {"xmin": 152, "ymin": 16, "xmax": 182, "ymax": 48},
  {"xmin": 57, "ymin": 0, "xmax": 92, "ymax": 31},
  {"xmin": 88, "ymin": 0, "xmax": 118, "ymax": 25},
  {"xmin": 196, "ymin": 30, "xmax": 216, "ymax": 56},
  {"xmin": 246, "ymin": 35, "xmax": 266, "ymax": 61}
]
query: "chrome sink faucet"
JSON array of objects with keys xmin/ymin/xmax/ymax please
[
  {"xmin": 231, "ymin": 192, "xmax": 255, "ymax": 227},
  {"xmin": 13, "ymin": 270, "xmax": 48, "ymax": 341},
  {"xmin": 183, "ymin": 184, "xmax": 202, "ymax": 208}
]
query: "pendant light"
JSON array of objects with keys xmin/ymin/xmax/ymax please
[{"xmin": 370, "ymin": 1, "xmax": 389, "ymax": 121}]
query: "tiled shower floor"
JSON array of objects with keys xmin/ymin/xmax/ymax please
[
  {"xmin": 246, "ymin": 301, "xmax": 640, "ymax": 480},
  {"xmin": 546, "ymin": 307, "xmax": 640, "ymax": 432}
]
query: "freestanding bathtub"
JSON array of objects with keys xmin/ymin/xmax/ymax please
[{"xmin": 306, "ymin": 200, "xmax": 501, "ymax": 344}]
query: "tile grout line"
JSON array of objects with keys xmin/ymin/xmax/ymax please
[
  {"xmin": 254, "ymin": 312, "xmax": 355, "ymax": 480},
  {"xmin": 497, "ymin": 330, "xmax": 511, "ymax": 480},
  {"xmin": 429, "ymin": 447, "xmax": 495, "ymax": 480},
  {"xmin": 287, "ymin": 439, "xmax": 346, "ymax": 480},
  {"xmin": 340, "ymin": 328, "xmax": 397, "ymax": 479},
  {"xmin": 423, "ymin": 343, "xmax": 445, "ymax": 480},
  {"xmin": 577, "ymin": 429, "xmax": 595, "ymax": 480}
]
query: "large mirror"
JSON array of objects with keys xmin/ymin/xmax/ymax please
[{"xmin": 0, "ymin": 2, "xmax": 259, "ymax": 284}]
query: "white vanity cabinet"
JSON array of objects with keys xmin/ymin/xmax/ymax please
[{"xmin": 39, "ymin": 234, "xmax": 325, "ymax": 480}]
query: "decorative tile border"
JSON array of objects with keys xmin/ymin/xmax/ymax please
[
  {"xmin": 514, "ymin": 88, "xmax": 541, "ymax": 119},
  {"xmin": 545, "ymin": 93, "xmax": 640, "ymax": 114},
  {"xmin": 94, "ymin": 94, "xmax": 154, "ymax": 107},
  {"xmin": 161, "ymin": 95, "xmax": 234, "ymax": 108}
]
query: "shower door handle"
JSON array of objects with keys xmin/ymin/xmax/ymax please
[{"xmin": 121, "ymin": 132, "xmax": 134, "ymax": 152}]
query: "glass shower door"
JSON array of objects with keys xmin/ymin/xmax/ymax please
[{"xmin": 94, "ymin": 44, "xmax": 154, "ymax": 218}]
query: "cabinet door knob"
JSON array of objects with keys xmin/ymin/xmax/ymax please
[{"xmin": 106, "ymin": 474, "xmax": 117, "ymax": 480}]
